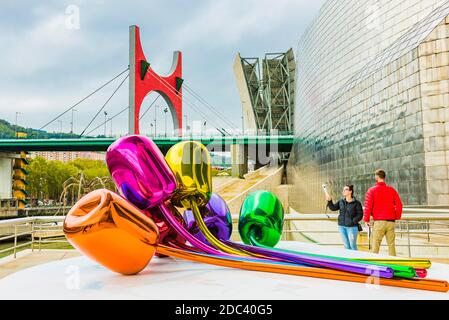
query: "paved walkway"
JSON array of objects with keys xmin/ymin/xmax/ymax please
[
  {"xmin": 0, "ymin": 247, "xmax": 448, "ymax": 281},
  {"xmin": 0, "ymin": 250, "xmax": 81, "ymax": 279},
  {"xmin": 215, "ymin": 167, "xmax": 279, "ymax": 202},
  {"xmin": 1, "ymin": 242, "xmax": 448, "ymax": 299}
]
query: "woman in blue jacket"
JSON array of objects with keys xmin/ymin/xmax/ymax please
[{"xmin": 326, "ymin": 185, "xmax": 363, "ymax": 250}]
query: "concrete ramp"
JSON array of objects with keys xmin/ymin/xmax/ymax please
[
  {"xmin": 213, "ymin": 165, "xmax": 289, "ymax": 242},
  {"xmin": 215, "ymin": 165, "xmax": 286, "ymax": 214}
]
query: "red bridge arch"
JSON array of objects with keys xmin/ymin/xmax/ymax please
[{"xmin": 128, "ymin": 25, "xmax": 183, "ymax": 136}]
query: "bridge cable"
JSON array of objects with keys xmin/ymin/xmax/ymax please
[
  {"xmin": 183, "ymin": 85, "xmax": 237, "ymax": 130},
  {"xmin": 38, "ymin": 68, "xmax": 129, "ymax": 131},
  {"xmin": 139, "ymin": 95, "xmax": 160, "ymax": 120},
  {"xmin": 153, "ymin": 76, "xmax": 231, "ymax": 135},
  {"xmin": 179, "ymin": 81, "xmax": 238, "ymax": 130},
  {"xmin": 182, "ymin": 83, "xmax": 239, "ymax": 129},
  {"xmin": 157, "ymin": 77, "xmax": 233, "ymax": 135},
  {"xmin": 144, "ymin": 72, "xmax": 225, "ymax": 132},
  {"xmin": 147, "ymin": 72, "xmax": 234, "ymax": 135},
  {"xmin": 85, "ymin": 93, "xmax": 160, "ymax": 136},
  {"xmin": 85, "ymin": 106, "xmax": 129, "ymax": 136},
  {"xmin": 79, "ymin": 73, "xmax": 129, "ymax": 137}
]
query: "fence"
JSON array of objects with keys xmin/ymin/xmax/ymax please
[
  {"xmin": 231, "ymin": 208, "xmax": 449, "ymax": 258},
  {"xmin": 0, "ymin": 216, "xmax": 66, "ymax": 258},
  {"xmin": 2, "ymin": 209, "xmax": 449, "ymax": 259}
]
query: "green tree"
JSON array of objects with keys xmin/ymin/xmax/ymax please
[
  {"xmin": 27, "ymin": 157, "xmax": 50, "ymax": 199},
  {"xmin": 46, "ymin": 161, "xmax": 78, "ymax": 200},
  {"xmin": 67, "ymin": 158, "xmax": 115, "ymax": 190},
  {"xmin": 26, "ymin": 156, "xmax": 116, "ymax": 204}
]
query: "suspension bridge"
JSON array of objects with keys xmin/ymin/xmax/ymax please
[
  {"xmin": 1, "ymin": 25, "xmax": 293, "ymax": 147},
  {"xmin": 17, "ymin": 25, "xmax": 255, "ymax": 140},
  {"xmin": 0, "ymin": 25, "xmax": 293, "ymax": 209},
  {"xmin": 0, "ymin": 136, "xmax": 293, "ymax": 153}
]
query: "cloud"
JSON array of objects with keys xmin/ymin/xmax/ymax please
[
  {"xmin": 0, "ymin": 12, "xmax": 85, "ymax": 77},
  {"xmin": 172, "ymin": 0, "xmax": 319, "ymax": 49},
  {"xmin": 0, "ymin": 0, "xmax": 325, "ymax": 136}
]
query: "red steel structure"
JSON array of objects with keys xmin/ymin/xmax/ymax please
[{"xmin": 128, "ymin": 25, "xmax": 183, "ymax": 136}]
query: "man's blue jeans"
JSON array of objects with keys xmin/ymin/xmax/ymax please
[{"xmin": 338, "ymin": 226, "xmax": 359, "ymax": 250}]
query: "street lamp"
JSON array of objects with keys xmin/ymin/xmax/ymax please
[
  {"xmin": 104, "ymin": 111, "xmax": 108, "ymax": 137},
  {"xmin": 184, "ymin": 115, "xmax": 188, "ymax": 135},
  {"xmin": 57, "ymin": 120, "xmax": 63, "ymax": 138},
  {"xmin": 164, "ymin": 107, "xmax": 168, "ymax": 137},
  {"xmin": 154, "ymin": 105, "xmax": 158, "ymax": 137},
  {"xmin": 70, "ymin": 109, "xmax": 77, "ymax": 134},
  {"xmin": 15, "ymin": 112, "xmax": 22, "ymax": 137}
]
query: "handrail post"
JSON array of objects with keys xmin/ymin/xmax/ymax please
[
  {"xmin": 282, "ymin": 221, "xmax": 286, "ymax": 241},
  {"xmin": 368, "ymin": 225, "xmax": 371, "ymax": 251},
  {"xmin": 31, "ymin": 221, "xmax": 34, "ymax": 252},
  {"xmin": 13, "ymin": 225, "xmax": 17, "ymax": 258},
  {"xmin": 406, "ymin": 220, "xmax": 411, "ymax": 257}
]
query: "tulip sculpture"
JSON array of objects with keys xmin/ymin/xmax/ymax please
[
  {"xmin": 63, "ymin": 135, "xmax": 449, "ymax": 292},
  {"xmin": 163, "ymin": 141, "xmax": 421, "ymax": 279}
]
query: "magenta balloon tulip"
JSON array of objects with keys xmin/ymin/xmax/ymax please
[
  {"xmin": 106, "ymin": 135, "xmax": 177, "ymax": 210},
  {"xmin": 106, "ymin": 135, "xmax": 224, "ymax": 256}
]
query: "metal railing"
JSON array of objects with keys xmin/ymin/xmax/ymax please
[
  {"xmin": 231, "ymin": 209, "xmax": 449, "ymax": 259},
  {"xmin": 0, "ymin": 206, "xmax": 71, "ymax": 220},
  {"xmin": 23, "ymin": 206, "xmax": 70, "ymax": 216},
  {"xmin": 0, "ymin": 216, "xmax": 66, "ymax": 258},
  {"xmin": 2, "ymin": 209, "xmax": 449, "ymax": 260}
]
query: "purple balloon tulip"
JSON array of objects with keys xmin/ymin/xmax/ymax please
[{"xmin": 183, "ymin": 193, "xmax": 233, "ymax": 244}]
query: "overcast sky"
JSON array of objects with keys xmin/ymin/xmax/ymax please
[{"xmin": 0, "ymin": 0, "xmax": 325, "ymax": 136}]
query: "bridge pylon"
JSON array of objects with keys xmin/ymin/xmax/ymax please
[{"xmin": 129, "ymin": 25, "xmax": 183, "ymax": 136}]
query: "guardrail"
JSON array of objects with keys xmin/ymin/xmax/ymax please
[
  {"xmin": 2, "ymin": 211, "xmax": 449, "ymax": 260},
  {"xmin": 23, "ymin": 206, "xmax": 71, "ymax": 216},
  {"xmin": 0, "ymin": 216, "xmax": 66, "ymax": 258},
  {"xmin": 231, "ymin": 210, "xmax": 449, "ymax": 258},
  {"xmin": 0, "ymin": 206, "xmax": 72, "ymax": 220}
]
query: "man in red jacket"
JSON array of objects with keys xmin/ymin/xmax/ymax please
[{"xmin": 364, "ymin": 169, "xmax": 402, "ymax": 256}]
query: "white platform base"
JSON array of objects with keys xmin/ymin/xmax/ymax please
[{"xmin": 1, "ymin": 242, "xmax": 448, "ymax": 300}]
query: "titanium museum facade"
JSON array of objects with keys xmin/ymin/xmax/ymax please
[{"xmin": 288, "ymin": 0, "xmax": 449, "ymax": 212}]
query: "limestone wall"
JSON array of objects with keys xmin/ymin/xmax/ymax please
[{"xmin": 418, "ymin": 16, "xmax": 449, "ymax": 205}]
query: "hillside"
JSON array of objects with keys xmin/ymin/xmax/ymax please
[{"xmin": 0, "ymin": 119, "xmax": 98, "ymax": 139}]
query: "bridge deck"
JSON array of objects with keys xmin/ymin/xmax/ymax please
[{"xmin": 0, "ymin": 136, "xmax": 293, "ymax": 153}]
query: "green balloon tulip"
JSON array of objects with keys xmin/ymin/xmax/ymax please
[{"xmin": 238, "ymin": 190, "xmax": 284, "ymax": 247}]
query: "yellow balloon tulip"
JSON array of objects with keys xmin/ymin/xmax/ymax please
[{"xmin": 165, "ymin": 141, "xmax": 212, "ymax": 208}]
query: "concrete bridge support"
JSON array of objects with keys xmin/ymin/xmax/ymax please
[
  {"xmin": 230, "ymin": 141, "xmax": 282, "ymax": 178},
  {"xmin": 231, "ymin": 144, "xmax": 248, "ymax": 178},
  {"xmin": 0, "ymin": 153, "xmax": 16, "ymax": 199}
]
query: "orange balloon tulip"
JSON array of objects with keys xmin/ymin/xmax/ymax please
[{"xmin": 63, "ymin": 189, "xmax": 159, "ymax": 275}]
